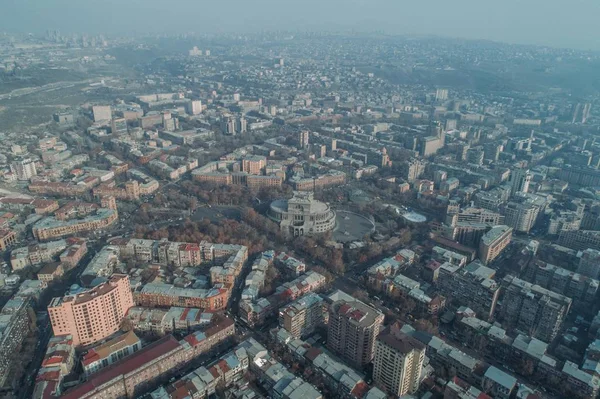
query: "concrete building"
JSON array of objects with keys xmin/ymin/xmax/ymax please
[
  {"xmin": 440, "ymin": 177, "xmax": 460, "ymax": 194},
  {"xmin": 10, "ymin": 158, "xmax": 37, "ymax": 180},
  {"xmin": 124, "ymin": 307, "xmax": 214, "ymax": 335},
  {"xmin": 510, "ymin": 168, "xmax": 531, "ymax": 195},
  {"xmin": 558, "ymin": 230, "xmax": 600, "ymax": 251},
  {"xmin": 525, "ymin": 260, "xmax": 598, "ymax": 305},
  {"xmin": 479, "ymin": 225, "xmax": 512, "ymax": 265},
  {"xmin": 437, "ymin": 261, "xmax": 500, "ymax": 321},
  {"xmin": 578, "ymin": 248, "xmax": 600, "ymax": 279},
  {"xmin": 241, "ymin": 155, "xmax": 266, "ymax": 175},
  {"xmin": 134, "ymin": 282, "xmax": 229, "ymax": 311},
  {"xmin": 407, "ymin": 158, "xmax": 426, "ymax": 182},
  {"xmin": 482, "ymin": 366, "xmax": 517, "ymax": 399},
  {"xmin": 32, "ymin": 208, "xmax": 118, "ymax": 241},
  {"xmin": 279, "ymin": 293, "xmax": 324, "ymax": 338},
  {"xmin": 327, "ymin": 299, "xmax": 384, "ymax": 368},
  {"xmin": 187, "ymin": 100, "xmax": 202, "ymax": 115},
  {"xmin": 500, "ymin": 198, "xmax": 541, "ymax": 234},
  {"xmin": 298, "ymin": 130, "xmax": 310, "ymax": 148},
  {"xmin": 373, "ymin": 323, "xmax": 425, "ymax": 396},
  {"xmin": 268, "ymin": 191, "xmax": 336, "ymax": 236},
  {"xmin": 466, "ymin": 147, "xmax": 485, "ymax": 166},
  {"xmin": 48, "ymin": 274, "xmax": 134, "ymax": 346},
  {"xmin": 501, "ymin": 275, "xmax": 572, "ymax": 342}
]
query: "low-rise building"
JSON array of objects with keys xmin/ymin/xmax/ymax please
[
  {"xmin": 32, "ymin": 208, "xmax": 118, "ymax": 241},
  {"xmin": 61, "ymin": 318, "xmax": 235, "ymax": 399},
  {"xmin": 124, "ymin": 307, "xmax": 214, "ymax": 335},
  {"xmin": 32, "ymin": 335, "xmax": 77, "ymax": 399},
  {"xmin": 81, "ymin": 331, "xmax": 142, "ymax": 376}
]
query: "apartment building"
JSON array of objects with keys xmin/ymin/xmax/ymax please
[
  {"xmin": 93, "ymin": 180, "xmax": 140, "ymax": 201},
  {"xmin": 373, "ymin": 324, "xmax": 425, "ymax": 396},
  {"xmin": 150, "ymin": 344, "xmax": 249, "ymax": 399},
  {"xmin": 437, "ymin": 261, "xmax": 500, "ymax": 321},
  {"xmin": 279, "ymin": 293, "xmax": 325, "ymax": 338},
  {"xmin": 29, "ymin": 181, "xmax": 90, "ymax": 197},
  {"xmin": 62, "ymin": 318, "xmax": 235, "ymax": 399},
  {"xmin": 10, "ymin": 239, "xmax": 68, "ymax": 270},
  {"xmin": 578, "ymin": 248, "xmax": 600, "ymax": 279},
  {"xmin": 48, "ymin": 274, "xmax": 134, "ymax": 346},
  {"xmin": 501, "ymin": 275, "xmax": 572, "ymax": 342},
  {"xmin": 274, "ymin": 328, "xmax": 387, "ymax": 399},
  {"xmin": 124, "ymin": 306, "xmax": 214, "ymax": 335},
  {"xmin": 240, "ymin": 271, "xmax": 327, "ymax": 326},
  {"xmin": 32, "ymin": 208, "xmax": 118, "ymax": 241},
  {"xmin": 241, "ymin": 155, "xmax": 266, "ymax": 175},
  {"xmin": 327, "ymin": 299, "xmax": 384, "ymax": 368},
  {"xmin": 559, "ymin": 229, "xmax": 600, "ymax": 251},
  {"xmin": 478, "ymin": 225, "xmax": 512, "ymax": 265},
  {"xmin": 525, "ymin": 260, "xmax": 598, "ymax": 305},
  {"xmin": 290, "ymin": 170, "xmax": 346, "ymax": 191},
  {"xmin": 134, "ymin": 282, "xmax": 229, "ymax": 311}
]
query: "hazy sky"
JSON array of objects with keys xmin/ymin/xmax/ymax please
[{"xmin": 3, "ymin": 0, "xmax": 600, "ymax": 50}]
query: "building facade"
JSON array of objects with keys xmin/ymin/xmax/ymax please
[
  {"xmin": 327, "ymin": 300, "xmax": 384, "ymax": 368},
  {"xmin": 268, "ymin": 191, "xmax": 336, "ymax": 236},
  {"xmin": 48, "ymin": 274, "xmax": 134, "ymax": 346},
  {"xmin": 374, "ymin": 324, "xmax": 425, "ymax": 396},
  {"xmin": 279, "ymin": 293, "xmax": 324, "ymax": 338},
  {"xmin": 479, "ymin": 225, "xmax": 512, "ymax": 265}
]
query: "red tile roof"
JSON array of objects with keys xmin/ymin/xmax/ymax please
[
  {"xmin": 61, "ymin": 335, "xmax": 181, "ymax": 399},
  {"xmin": 350, "ymin": 381, "xmax": 369, "ymax": 398}
]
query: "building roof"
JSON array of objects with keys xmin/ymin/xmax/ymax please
[
  {"xmin": 484, "ymin": 366, "xmax": 517, "ymax": 390},
  {"xmin": 378, "ymin": 323, "xmax": 425, "ymax": 354},
  {"xmin": 82, "ymin": 331, "xmax": 140, "ymax": 366},
  {"xmin": 62, "ymin": 335, "xmax": 182, "ymax": 399}
]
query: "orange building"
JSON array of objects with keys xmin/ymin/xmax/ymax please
[{"xmin": 48, "ymin": 274, "xmax": 134, "ymax": 346}]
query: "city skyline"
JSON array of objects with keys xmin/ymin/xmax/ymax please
[{"xmin": 2, "ymin": 0, "xmax": 600, "ymax": 51}]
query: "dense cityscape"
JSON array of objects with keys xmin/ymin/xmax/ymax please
[{"xmin": 0, "ymin": 23, "xmax": 599, "ymax": 399}]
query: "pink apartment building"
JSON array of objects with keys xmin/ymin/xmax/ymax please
[{"xmin": 48, "ymin": 274, "xmax": 134, "ymax": 346}]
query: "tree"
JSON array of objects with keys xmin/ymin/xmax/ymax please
[
  {"xmin": 352, "ymin": 289, "xmax": 369, "ymax": 302},
  {"xmin": 414, "ymin": 318, "xmax": 438, "ymax": 335}
]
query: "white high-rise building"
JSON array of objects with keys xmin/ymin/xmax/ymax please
[
  {"xmin": 510, "ymin": 168, "xmax": 531, "ymax": 195},
  {"xmin": 10, "ymin": 159, "xmax": 37, "ymax": 181},
  {"xmin": 374, "ymin": 323, "xmax": 425, "ymax": 396}
]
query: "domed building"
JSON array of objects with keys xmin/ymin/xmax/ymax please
[{"xmin": 268, "ymin": 191, "xmax": 336, "ymax": 236}]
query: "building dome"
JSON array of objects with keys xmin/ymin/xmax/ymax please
[{"xmin": 268, "ymin": 191, "xmax": 336, "ymax": 236}]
